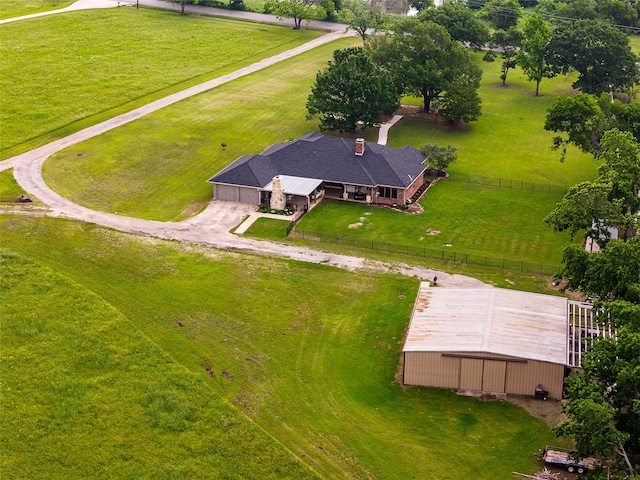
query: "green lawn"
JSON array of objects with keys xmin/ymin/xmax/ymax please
[
  {"xmin": 0, "ymin": 168, "xmax": 28, "ymax": 202},
  {"xmin": 392, "ymin": 52, "xmax": 598, "ymax": 185},
  {"xmin": 291, "ymin": 180, "xmax": 575, "ymax": 265},
  {"xmin": 0, "ymin": 250, "xmax": 319, "ymax": 479},
  {"xmin": 0, "ymin": 0, "xmax": 73, "ymax": 19},
  {"xmin": 43, "ymin": 36, "xmax": 361, "ymax": 221},
  {"xmin": 0, "ymin": 8, "xmax": 321, "ymax": 158},
  {"xmin": 0, "ymin": 214, "xmax": 560, "ymax": 479}
]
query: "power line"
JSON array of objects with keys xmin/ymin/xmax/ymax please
[{"xmin": 460, "ymin": 0, "xmax": 640, "ymax": 33}]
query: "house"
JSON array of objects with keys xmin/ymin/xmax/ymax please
[
  {"xmin": 403, "ymin": 284, "xmax": 572, "ymax": 399},
  {"xmin": 208, "ymin": 132, "xmax": 429, "ymax": 211}
]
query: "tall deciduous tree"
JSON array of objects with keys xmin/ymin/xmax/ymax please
[
  {"xmin": 516, "ymin": 13, "xmax": 554, "ymax": 96},
  {"xmin": 483, "ymin": 27, "xmax": 521, "ymax": 87},
  {"xmin": 545, "ymin": 94, "xmax": 640, "ymax": 159},
  {"xmin": 340, "ymin": 0, "xmax": 384, "ymax": 43},
  {"xmin": 553, "ymin": 238, "xmax": 640, "ymax": 479},
  {"xmin": 306, "ymin": 47, "xmax": 399, "ymax": 132},
  {"xmin": 368, "ymin": 19, "xmax": 482, "ymax": 117},
  {"xmin": 545, "ymin": 129, "xmax": 640, "ymax": 247},
  {"xmin": 545, "ymin": 20, "xmax": 639, "ymax": 96},
  {"xmin": 544, "ymin": 94, "xmax": 606, "ymax": 159},
  {"xmin": 265, "ymin": 0, "xmax": 327, "ymax": 29},
  {"xmin": 419, "ymin": 2, "xmax": 490, "ymax": 49},
  {"xmin": 479, "ymin": 0, "xmax": 523, "ymax": 30}
]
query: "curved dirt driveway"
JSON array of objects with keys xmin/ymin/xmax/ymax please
[{"xmin": 0, "ymin": 24, "xmax": 485, "ymax": 287}]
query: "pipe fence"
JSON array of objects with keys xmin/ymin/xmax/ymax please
[{"xmin": 288, "ymin": 227, "xmax": 560, "ymax": 275}]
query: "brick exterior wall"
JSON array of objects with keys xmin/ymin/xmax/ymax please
[{"xmin": 374, "ymin": 174, "xmax": 426, "ymax": 205}]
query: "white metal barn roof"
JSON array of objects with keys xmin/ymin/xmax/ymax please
[{"xmin": 404, "ymin": 284, "xmax": 568, "ymax": 365}]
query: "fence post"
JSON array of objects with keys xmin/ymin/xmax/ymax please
[
  {"xmin": 465, "ymin": 253, "xmax": 468, "ymax": 264},
  {"xmin": 453, "ymin": 252, "xmax": 456, "ymax": 261},
  {"xmin": 498, "ymin": 178, "xmax": 501, "ymax": 187},
  {"xmin": 521, "ymin": 261, "xmax": 524, "ymax": 272},
  {"xmin": 502, "ymin": 258, "xmax": 505, "ymax": 269},
  {"xmin": 441, "ymin": 250, "xmax": 444, "ymax": 260},
  {"xmin": 388, "ymin": 242, "xmax": 391, "ymax": 252},
  {"xmin": 336, "ymin": 234, "xmax": 338, "ymax": 244}
]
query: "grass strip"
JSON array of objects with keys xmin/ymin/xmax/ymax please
[
  {"xmin": 1, "ymin": 214, "xmax": 562, "ymax": 479},
  {"xmin": 0, "ymin": 8, "xmax": 321, "ymax": 157}
]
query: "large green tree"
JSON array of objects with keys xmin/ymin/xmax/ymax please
[
  {"xmin": 516, "ymin": 13, "xmax": 554, "ymax": 96},
  {"xmin": 483, "ymin": 27, "xmax": 521, "ymax": 87},
  {"xmin": 306, "ymin": 47, "xmax": 399, "ymax": 132},
  {"xmin": 545, "ymin": 94, "xmax": 640, "ymax": 159},
  {"xmin": 265, "ymin": 0, "xmax": 327, "ymax": 29},
  {"xmin": 339, "ymin": 0, "xmax": 384, "ymax": 43},
  {"xmin": 419, "ymin": 2, "xmax": 490, "ymax": 49},
  {"xmin": 368, "ymin": 19, "xmax": 482, "ymax": 117},
  {"xmin": 479, "ymin": 0, "xmax": 523, "ymax": 30},
  {"xmin": 545, "ymin": 129, "xmax": 640, "ymax": 246},
  {"xmin": 553, "ymin": 238, "xmax": 640, "ymax": 478},
  {"xmin": 545, "ymin": 19, "xmax": 639, "ymax": 95}
]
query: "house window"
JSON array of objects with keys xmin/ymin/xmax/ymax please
[{"xmin": 379, "ymin": 187, "xmax": 397, "ymax": 199}]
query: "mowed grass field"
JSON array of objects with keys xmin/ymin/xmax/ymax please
[
  {"xmin": 0, "ymin": 215, "xmax": 560, "ymax": 479},
  {"xmin": 43, "ymin": 36, "xmax": 361, "ymax": 221},
  {"xmin": 0, "ymin": 0, "xmax": 73, "ymax": 19},
  {"xmin": 393, "ymin": 52, "xmax": 597, "ymax": 184},
  {"xmin": 0, "ymin": 250, "xmax": 319, "ymax": 480},
  {"xmin": 292, "ymin": 182, "xmax": 573, "ymax": 265},
  {"xmin": 0, "ymin": 8, "xmax": 321, "ymax": 157}
]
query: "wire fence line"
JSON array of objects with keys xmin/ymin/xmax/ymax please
[
  {"xmin": 447, "ymin": 172, "xmax": 569, "ymax": 195},
  {"xmin": 286, "ymin": 227, "xmax": 561, "ymax": 275}
]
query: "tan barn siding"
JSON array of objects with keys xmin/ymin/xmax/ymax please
[
  {"xmin": 482, "ymin": 360, "xmax": 507, "ymax": 392},
  {"xmin": 505, "ymin": 361, "xmax": 565, "ymax": 399},
  {"xmin": 403, "ymin": 352, "xmax": 460, "ymax": 388},
  {"xmin": 404, "ymin": 352, "xmax": 565, "ymax": 399},
  {"xmin": 460, "ymin": 358, "xmax": 483, "ymax": 390}
]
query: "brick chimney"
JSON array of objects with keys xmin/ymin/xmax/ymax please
[{"xmin": 355, "ymin": 138, "xmax": 365, "ymax": 156}]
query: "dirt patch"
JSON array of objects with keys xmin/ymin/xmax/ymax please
[
  {"xmin": 348, "ymin": 222, "xmax": 363, "ymax": 229},
  {"xmin": 204, "ymin": 365, "xmax": 215, "ymax": 378},
  {"xmin": 507, "ymin": 395, "xmax": 566, "ymax": 427},
  {"xmin": 425, "ymin": 228, "xmax": 441, "ymax": 236},
  {"xmin": 222, "ymin": 367, "xmax": 234, "ymax": 380}
]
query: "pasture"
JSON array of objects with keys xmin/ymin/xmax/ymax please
[
  {"xmin": 0, "ymin": 8, "xmax": 320, "ymax": 158},
  {"xmin": 43, "ymin": 36, "xmax": 361, "ymax": 221},
  {"xmin": 0, "ymin": 250, "xmax": 319, "ymax": 479},
  {"xmin": 0, "ymin": 215, "xmax": 560, "ymax": 479}
]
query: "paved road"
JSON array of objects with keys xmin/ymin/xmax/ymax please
[
  {"xmin": 137, "ymin": 0, "xmax": 348, "ymax": 31},
  {"xmin": 0, "ymin": 0, "xmax": 349, "ymax": 31},
  {"xmin": 0, "ymin": 4, "xmax": 485, "ymax": 287}
]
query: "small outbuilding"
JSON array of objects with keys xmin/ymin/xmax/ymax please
[{"xmin": 403, "ymin": 284, "xmax": 570, "ymax": 399}]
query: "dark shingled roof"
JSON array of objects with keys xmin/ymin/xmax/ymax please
[{"xmin": 209, "ymin": 133, "xmax": 428, "ymax": 189}]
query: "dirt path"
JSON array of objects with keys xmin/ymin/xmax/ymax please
[{"xmin": 0, "ymin": 24, "xmax": 485, "ymax": 288}]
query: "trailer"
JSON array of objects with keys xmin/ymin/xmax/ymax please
[{"xmin": 541, "ymin": 446, "xmax": 598, "ymax": 474}]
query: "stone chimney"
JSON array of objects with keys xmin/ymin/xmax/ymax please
[
  {"xmin": 355, "ymin": 138, "xmax": 365, "ymax": 156},
  {"xmin": 270, "ymin": 175, "xmax": 286, "ymax": 211}
]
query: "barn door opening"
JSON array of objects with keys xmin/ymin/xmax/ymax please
[
  {"xmin": 482, "ymin": 360, "xmax": 507, "ymax": 393},
  {"xmin": 460, "ymin": 358, "xmax": 483, "ymax": 390}
]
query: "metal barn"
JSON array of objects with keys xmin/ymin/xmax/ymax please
[{"xmin": 403, "ymin": 284, "xmax": 569, "ymax": 399}]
